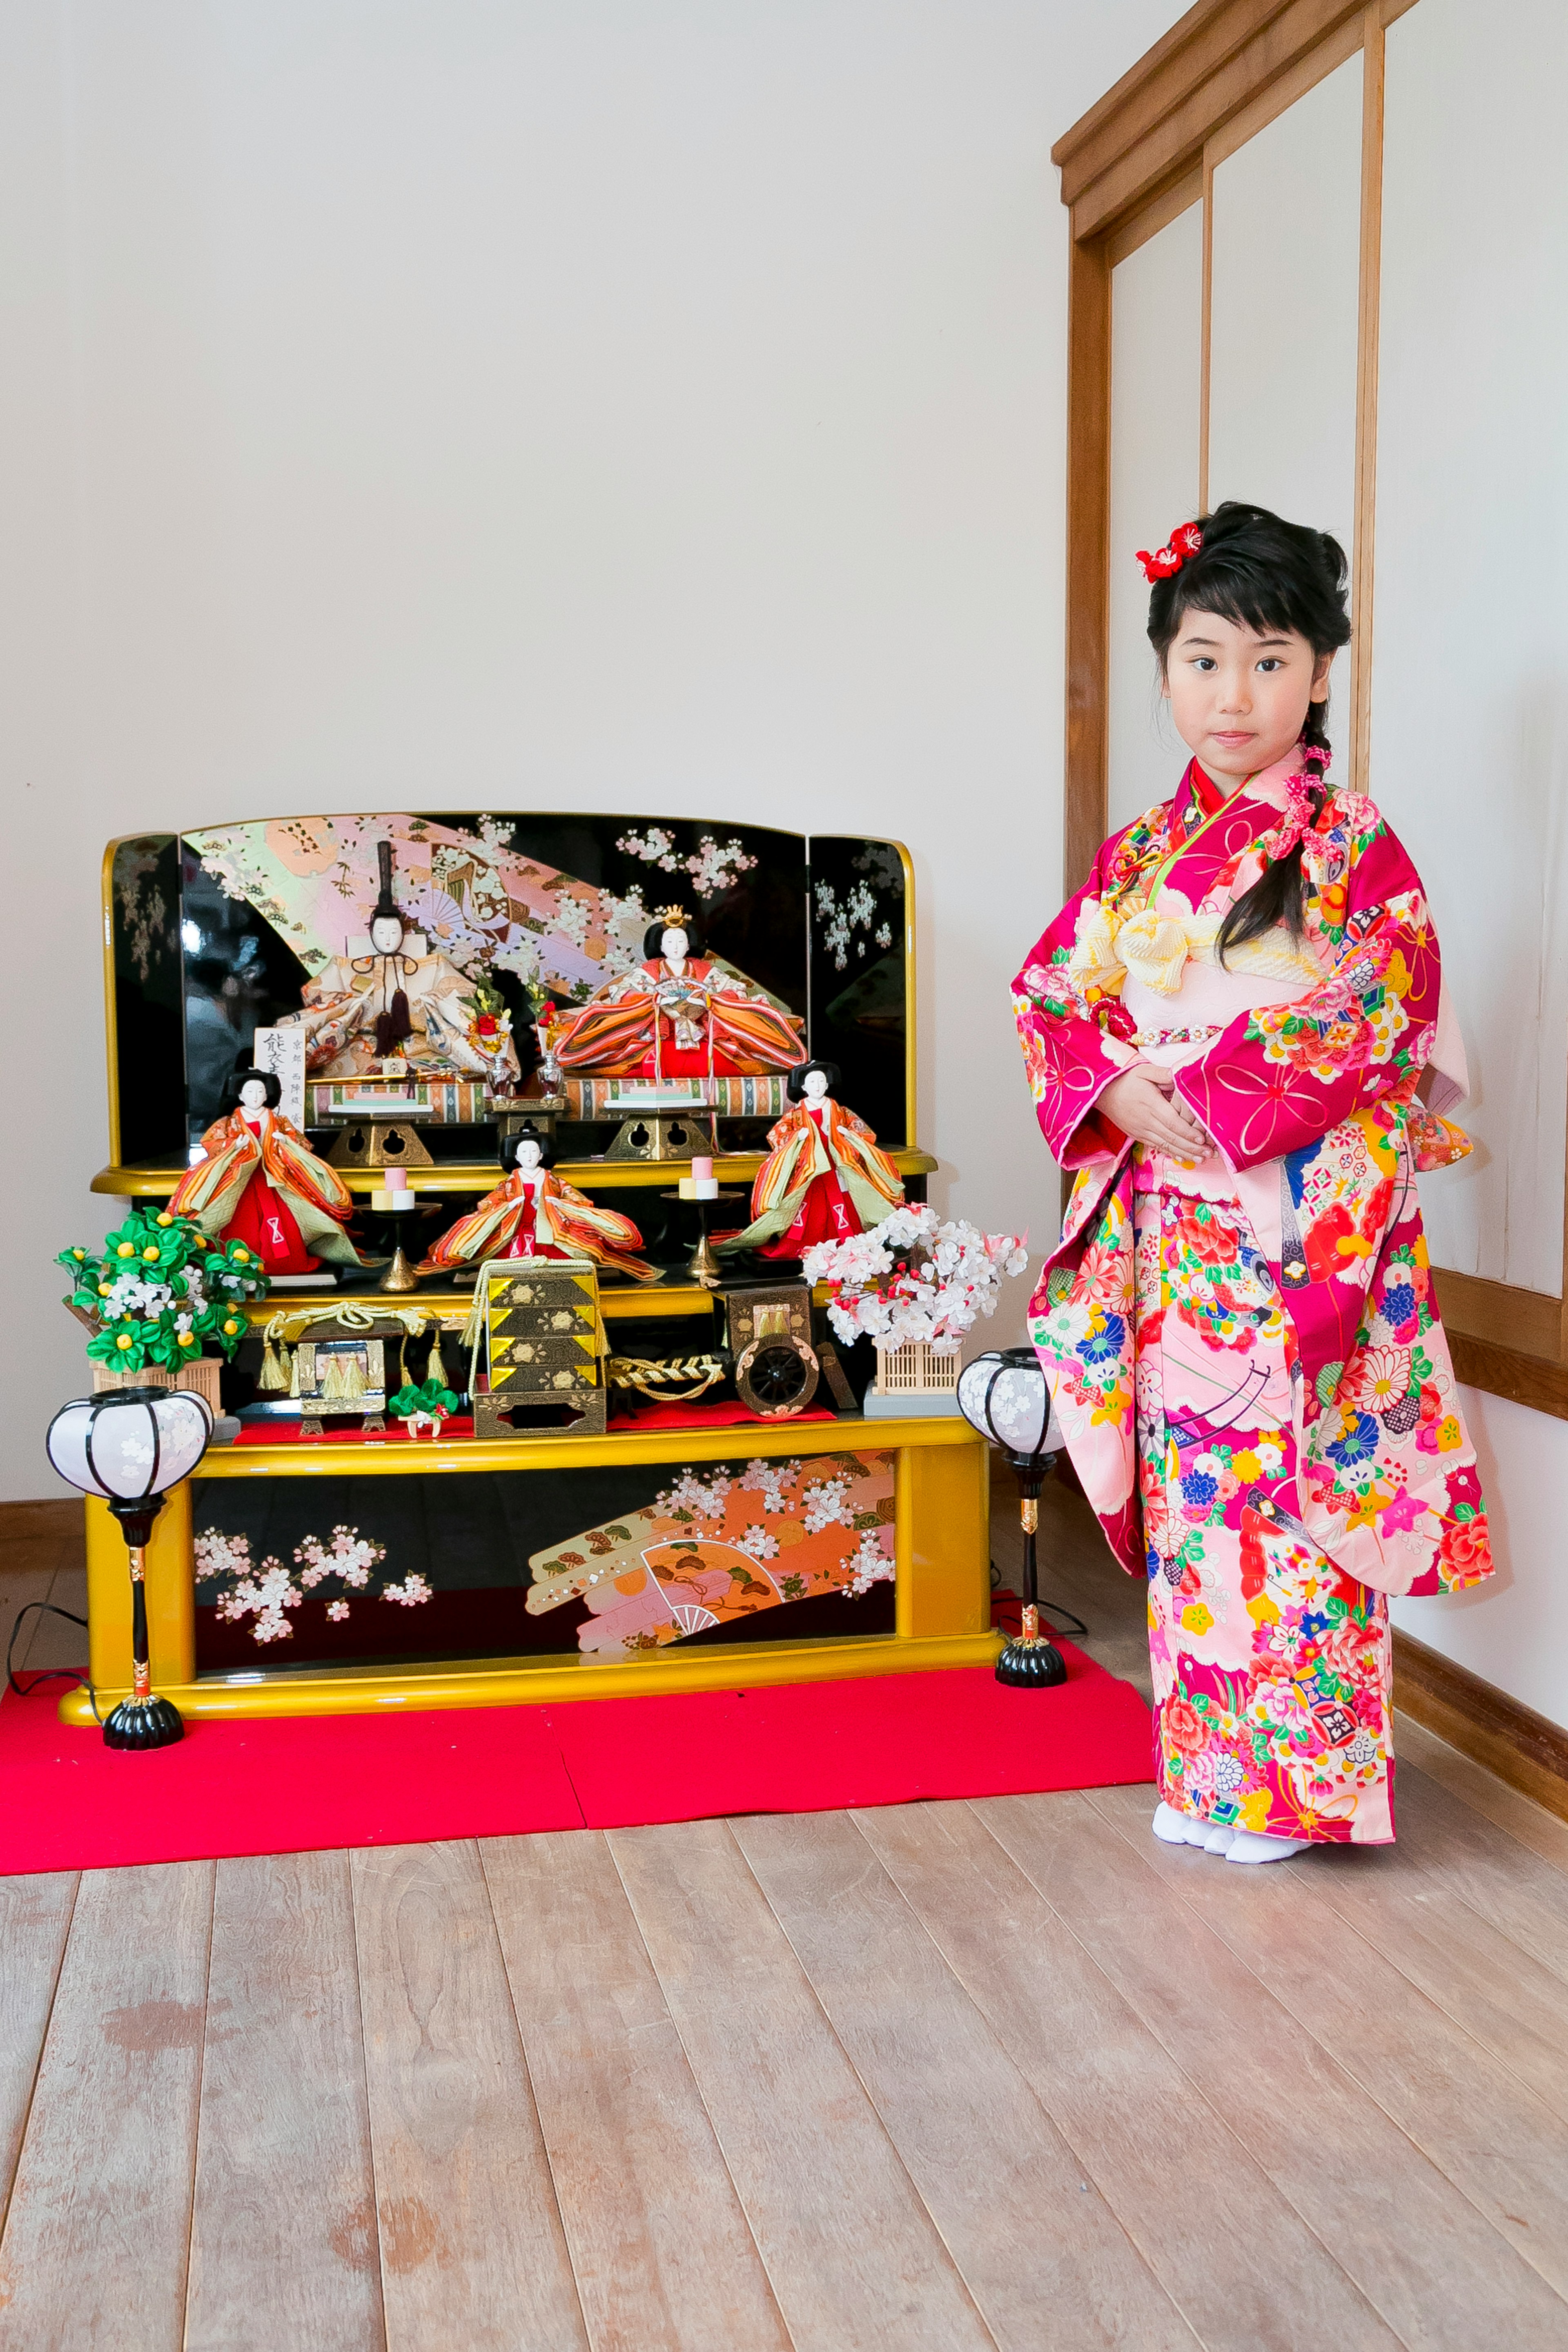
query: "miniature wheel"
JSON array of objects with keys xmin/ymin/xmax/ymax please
[{"xmin": 734, "ymin": 1336, "xmax": 819, "ymax": 1418}]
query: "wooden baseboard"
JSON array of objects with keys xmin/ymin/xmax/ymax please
[
  {"xmin": 1393, "ymin": 1628, "xmax": 1568, "ymax": 1825},
  {"xmin": 0, "ymin": 1499, "xmax": 79, "ymax": 1545}
]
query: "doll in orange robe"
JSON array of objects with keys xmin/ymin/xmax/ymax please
[
  {"xmin": 721, "ymin": 1060, "xmax": 905, "ymax": 1262},
  {"xmin": 420, "ymin": 1130, "xmax": 659, "ymax": 1282},
  {"xmin": 549, "ymin": 910, "xmax": 804, "ymax": 1082},
  {"xmin": 169, "ymin": 1069, "xmax": 364, "ymax": 1275}
]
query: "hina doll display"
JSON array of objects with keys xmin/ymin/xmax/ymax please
[
  {"xmin": 721, "ymin": 1061, "xmax": 905, "ymax": 1260},
  {"xmin": 419, "ymin": 1130, "xmax": 658, "ymax": 1281},
  {"xmin": 281, "ymin": 841, "xmax": 521, "ymax": 1086},
  {"xmin": 1015, "ymin": 501, "xmax": 1492, "ymax": 1863},
  {"xmin": 169, "ymin": 1069, "xmax": 364, "ymax": 1275},
  {"xmin": 547, "ymin": 908, "xmax": 804, "ymax": 1081}
]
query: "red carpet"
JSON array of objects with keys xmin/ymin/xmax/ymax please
[{"xmin": 0, "ymin": 1643, "xmax": 1153, "ymax": 1875}]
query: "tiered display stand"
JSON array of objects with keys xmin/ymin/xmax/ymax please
[{"xmin": 67, "ymin": 816, "xmax": 997, "ymax": 1727}]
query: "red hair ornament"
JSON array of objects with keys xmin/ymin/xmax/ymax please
[{"xmin": 1136, "ymin": 521, "xmax": 1203, "ymax": 583}]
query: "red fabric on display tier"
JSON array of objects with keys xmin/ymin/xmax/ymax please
[{"xmin": 0, "ymin": 1633, "xmax": 1153, "ymax": 1873}]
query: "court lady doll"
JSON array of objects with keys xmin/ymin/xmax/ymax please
[
  {"xmin": 169, "ymin": 1067, "xmax": 363, "ymax": 1275},
  {"xmin": 1013, "ymin": 502, "xmax": 1492, "ymax": 1863},
  {"xmin": 420, "ymin": 1128, "xmax": 658, "ymax": 1282},
  {"xmin": 722, "ymin": 1060, "xmax": 905, "ymax": 1261}
]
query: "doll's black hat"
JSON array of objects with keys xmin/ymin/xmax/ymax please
[
  {"xmin": 500, "ymin": 1123, "xmax": 556, "ymax": 1172},
  {"xmin": 372, "ymin": 840, "xmax": 405, "ymax": 927}
]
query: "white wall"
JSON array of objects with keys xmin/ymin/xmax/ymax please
[{"xmin": 2, "ymin": 0, "xmax": 1185, "ymax": 1500}]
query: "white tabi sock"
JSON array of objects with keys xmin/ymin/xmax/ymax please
[
  {"xmin": 1203, "ymin": 1824, "xmax": 1237, "ymax": 1855},
  {"xmin": 1151, "ymin": 1801, "xmax": 1210, "ymax": 1848},
  {"xmin": 1225, "ymin": 1829, "xmax": 1309, "ymax": 1865}
]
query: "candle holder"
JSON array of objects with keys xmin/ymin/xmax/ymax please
[
  {"xmin": 375, "ymin": 1204, "xmax": 424, "ymax": 1293},
  {"xmin": 45, "ymin": 1386, "xmax": 214, "ymax": 1748}
]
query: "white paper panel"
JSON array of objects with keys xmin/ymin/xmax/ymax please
[
  {"xmin": 1107, "ymin": 204, "xmax": 1203, "ymax": 833},
  {"xmin": 1208, "ymin": 55, "xmax": 1361, "ymax": 576},
  {"xmin": 1372, "ymin": 0, "xmax": 1568, "ymax": 1294}
]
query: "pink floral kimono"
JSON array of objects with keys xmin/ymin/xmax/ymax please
[{"xmin": 1014, "ymin": 749, "xmax": 1493, "ymax": 1844}]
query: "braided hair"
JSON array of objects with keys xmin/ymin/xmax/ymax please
[{"xmin": 1147, "ymin": 501, "xmax": 1351, "ymax": 961}]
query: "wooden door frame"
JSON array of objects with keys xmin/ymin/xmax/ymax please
[{"xmin": 1053, "ymin": 0, "xmax": 1568, "ymax": 1414}]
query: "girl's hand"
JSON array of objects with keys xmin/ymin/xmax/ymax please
[{"xmin": 1100, "ymin": 1066, "xmax": 1210, "ymax": 1157}]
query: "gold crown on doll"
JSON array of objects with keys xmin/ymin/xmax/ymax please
[{"xmin": 655, "ymin": 903, "xmax": 690, "ymax": 926}]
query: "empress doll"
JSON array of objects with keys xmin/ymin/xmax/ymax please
[
  {"xmin": 548, "ymin": 909, "xmax": 803, "ymax": 1082},
  {"xmin": 1015, "ymin": 501, "xmax": 1492, "ymax": 1863}
]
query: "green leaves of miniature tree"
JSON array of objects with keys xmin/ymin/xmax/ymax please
[{"xmin": 58, "ymin": 1207, "xmax": 272, "ymax": 1373}]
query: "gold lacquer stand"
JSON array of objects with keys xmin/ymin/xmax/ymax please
[
  {"xmin": 327, "ymin": 1121, "xmax": 433, "ymax": 1170},
  {"xmin": 605, "ymin": 1110, "xmax": 716, "ymax": 1162}
]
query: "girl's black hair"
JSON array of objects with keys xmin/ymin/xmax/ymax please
[
  {"xmin": 644, "ymin": 914, "xmax": 701, "ymax": 961},
  {"xmin": 500, "ymin": 1124, "xmax": 556, "ymax": 1172},
  {"xmin": 223, "ymin": 1063, "xmax": 282, "ymax": 1109},
  {"xmin": 786, "ymin": 1058, "xmax": 840, "ymax": 1101},
  {"xmin": 1148, "ymin": 501, "xmax": 1351, "ymax": 960}
]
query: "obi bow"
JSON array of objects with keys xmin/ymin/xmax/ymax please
[{"xmin": 1067, "ymin": 898, "xmax": 1220, "ymax": 997}]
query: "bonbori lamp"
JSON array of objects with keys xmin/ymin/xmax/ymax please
[
  {"xmin": 46, "ymin": 1386, "xmax": 213, "ymax": 1748},
  {"xmin": 957, "ymin": 1345, "xmax": 1068, "ymax": 1689}
]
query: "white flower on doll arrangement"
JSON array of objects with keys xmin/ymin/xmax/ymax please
[
  {"xmin": 1254, "ymin": 1440, "xmax": 1285, "ymax": 1474},
  {"xmin": 735, "ymin": 1525, "xmax": 781, "ymax": 1561},
  {"xmin": 326, "ymin": 1601, "xmax": 351, "ymax": 1622},
  {"xmin": 843, "ymin": 1529, "xmax": 894, "ymax": 1597}
]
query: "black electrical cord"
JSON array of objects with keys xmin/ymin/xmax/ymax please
[{"xmin": 7, "ymin": 1601, "xmax": 94, "ymax": 1706}]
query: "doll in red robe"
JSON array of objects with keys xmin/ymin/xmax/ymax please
[
  {"xmin": 420, "ymin": 1130, "xmax": 658, "ymax": 1281},
  {"xmin": 721, "ymin": 1060, "xmax": 905, "ymax": 1262},
  {"xmin": 169, "ymin": 1069, "xmax": 363, "ymax": 1275},
  {"xmin": 549, "ymin": 910, "xmax": 804, "ymax": 1081}
]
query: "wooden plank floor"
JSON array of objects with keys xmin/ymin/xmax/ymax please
[{"xmin": 2, "ymin": 1490, "xmax": 1568, "ymax": 2346}]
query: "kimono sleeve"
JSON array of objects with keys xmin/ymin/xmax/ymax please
[
  {"xmin": 1174, "ymin": 812, "xmax": 1443, "ymax": 1173},
  {"xmin": 1012, "ymin": 839, "xmax": 1140, "ymax": 1169}
]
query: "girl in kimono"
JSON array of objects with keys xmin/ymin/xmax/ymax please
[{"xmin": 1014, "ymin": 502, "xmax": 1492, "ymax": 1863}]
